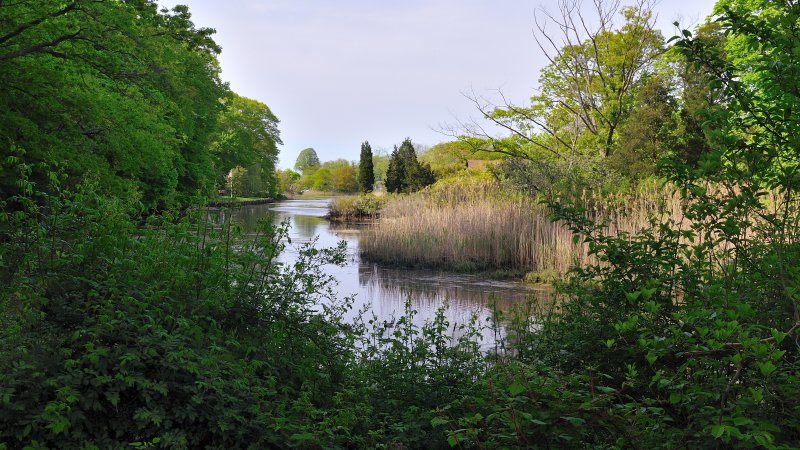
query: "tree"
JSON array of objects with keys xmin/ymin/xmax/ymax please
[
  {"xmin": 309, "ymin": 166, "xmax": 332, "ymax": 191},
  {"xmin": 372, "ymin": 149, "xmax": 390, "ymax": 190},
  {"xmin": 534, "ymin": 1, "xmax": 663, "ymax": 158},
  {"xmin": 358, "ymin": 141, "xmax": 375, "ymax": 193},
  {"xmin": 227, "ymin": 166, "xmax": 247, "ymax": 198},
  {"xmin": 670, "ymin": 22, "xmax": 726, "ymax": 169},
  {"xmin": 420, "ymin": 139, "xmax": 501, "ymax": 177},
  {"xmin": 455, "ymin": 0, "xmax": 664, "ymax": 174},
  {"xmin": 385, "ymin": 139, "xmax": 435, "ymax": 193},
  {"xmin": 608, "ymin": 75, "xmax": 678, "ymax": 178},
  {"xmin": 276, "ymin": 169, "xmax": 300, "ymax": 194},
  {"xmin": 0, "ymin": 1, "xmax": 228, "ymax": 209},
  {"xmin": 327, "ymin": 159, "xmax": 359, "ymax": 193},
  {"xmin": 294, "ymin": 148, "xmax": 320, "ymax": 175},
  {"xmin": 210, "ymin": 94, "xmax": 281, "ymax": 197},
  {"xmin": 385, "ymin": 146, "xmax": 405, "ymax": 193}
]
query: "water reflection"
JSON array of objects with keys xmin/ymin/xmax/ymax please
[
  {"xmin": 292, "ymin": 214, "xmax": 322, "ymax": 239},
  {"xmin": 219, "ymin": 199, "xmax": 550, "ymax": 341}
]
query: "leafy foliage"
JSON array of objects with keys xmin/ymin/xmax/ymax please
[
  {"xmin": 0, "ymin": 0, "xmax": 229, "ymax": 210},
  {"xmin": 5, "ymin": 0, "xmax": 800, "ymax": 448},
  {"xmin": 210, "ymin": 93, "xmax": 282, "ymax": 197},
  {"xmin": 294, "ymin": 148, "xmax": 321, "ymax": 175},
  {"xmin": 0, "ymin": 158, "xmax": 355, "ymax": 448}
]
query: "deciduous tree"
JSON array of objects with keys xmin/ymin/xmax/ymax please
[{"xmin": 294, "ymin": 148, "xmax": 320, "ymax": 175}]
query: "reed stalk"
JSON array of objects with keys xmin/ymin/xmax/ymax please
[{"xmin": 360, "ymin": 178, "xmax": 682, "ymax": 276}]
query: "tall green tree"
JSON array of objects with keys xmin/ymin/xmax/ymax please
[
  {"xmin": 473, "ymin": 2, "xmax": 663, "ymax": 162},
  {"xmin": 275, "ymin": 168, "xmax": 300, "ymax": 194},
  {"xmin": 608, "ymin": 75, "xmax": 678, "ymax": 178},
  {"xmin": 385, "ymin": 139, "xmax": 435, "ymax": 193},
  {"xmin": 294, "ymin": 148, "xmax": 320, "ymax": 175},
  {"xmin": 327, "ymin": 159, "xmax": 359, "ymax": 193},
  {"xmin": 0, "ymin": 0, "xmax": 226, "ymax": 209},
  {"xmin": 358, "ymin": 141, "xmax": 375, "ymax": 193},
  {"xmin": 385, "ymin": 146, "xmax": 405, "ymax": 193},
  {"xmin": 210, "ymin": 93, "xmax": 281, "ymax": 197}
]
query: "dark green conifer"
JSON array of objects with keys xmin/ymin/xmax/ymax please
[
  {"xmin": 385, "ymin": 145, "xmax": 404, "ymax": 193},
  {"xmin": 358, "ymin": 141, "xmax": 375, "ymax": 193}
]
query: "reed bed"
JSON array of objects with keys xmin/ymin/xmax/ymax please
[{"xmin": 360, "ymin": 178, "xmax": 682, "ymax": 276}]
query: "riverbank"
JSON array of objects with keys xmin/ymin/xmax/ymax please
[
  {"xmin": 207, "ymin": 197, "xmax": 275, "ymax": 208},
  {"xmin": 325, "ymin": 194, "xmax": 388, "ymax": 222}
]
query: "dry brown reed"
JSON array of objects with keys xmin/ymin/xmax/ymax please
[{"xmin": 360, "ymin": 177, "xmax": 683, "ymax": 276}]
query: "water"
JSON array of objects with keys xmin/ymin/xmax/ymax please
[{"xmin": 217, "ymin": 198, "xmax": 550, "ymax": 339}]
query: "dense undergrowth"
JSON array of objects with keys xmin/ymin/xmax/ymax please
[{"xmin": 4, "ymin": 146, "xmax": 800, "ymax": 449}]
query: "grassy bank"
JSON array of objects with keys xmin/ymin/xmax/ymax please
[
  {"xmin": 208, "ymin": 196, "xmax": 274, "ymax": 207},
  {"xmin": 360, "ymin": 176, "xmax": 681, "ymax": 278},
  {"xmin": 283, "ymin": 190, "xmax": 348, "ymax": 200}
]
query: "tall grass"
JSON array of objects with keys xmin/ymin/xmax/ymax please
[{"xmin": 360, "ymin": 176, "xmax": 682, "ymax": 276}]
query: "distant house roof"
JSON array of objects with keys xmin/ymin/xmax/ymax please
[{"xmin": 466, "ymin": 159, "xmax": 499, "ymax": 171}]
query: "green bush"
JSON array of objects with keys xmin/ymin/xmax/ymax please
[
  {"xmin": 0, "ymin": 157, "xmax": 358, "ymax": 448},
  {"xmin": 327, "ymin": 194, "xmax": 389, "ymax": 222}
]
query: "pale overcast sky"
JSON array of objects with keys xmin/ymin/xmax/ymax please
[{"xmin": 158, "ymin": 0, "xmax": 717, "ymax": 168}]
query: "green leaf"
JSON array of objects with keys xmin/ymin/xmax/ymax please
[
  {"xmin": 508, "ymin": 381, "xmax": 526, "ymax": 396},
  {"xmin": 733, "ymin": 417, "xmax": 753, "ymax": 427},
  {"xmin": 771, "ymin": 329, "xmax": 787, "ymax": 344},
  {"xmin": 430, "ymin": 417, "xmax": 448, "ymax": 427},
  {"xmin": 562, "ymin": 416, "xmax": 586, "ymax": 426},
  {"xmin": 711, "ymin": 424, "xmax": 725, "ymax": 438},
  {"xmin": 447, "ymin": 434, "xmax": 458, "ymax": 447},
  {"xmin": 757, "ymin": 361, "xmax": 777, "ymax": 376}
]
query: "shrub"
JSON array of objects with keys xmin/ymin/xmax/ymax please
[
  {"xmin": 0, "ymin": 159, "xmax": 357, "ymax": 448},
  {"xmin": 327, "ymin": 194, "xmax": 389, "ymax": 222}
]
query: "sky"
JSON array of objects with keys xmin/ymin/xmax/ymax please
[{"xmin": 157, "ymin": 0, "xmax": 718, "ymax": 169}]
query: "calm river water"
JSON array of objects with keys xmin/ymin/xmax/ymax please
[{"xmin": 218, "ymin": 198, "xmax": 549, "ymax": 339}]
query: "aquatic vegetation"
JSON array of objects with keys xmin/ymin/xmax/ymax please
[
  {"xmin": 327, "ymin": 194, "xmax": 389, "ymax": 222},
  {"xmin": 362, "ymin": 176, "xmax": 681, "ymax": 277}
]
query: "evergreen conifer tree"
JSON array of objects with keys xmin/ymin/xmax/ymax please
[
  {"xmin": 358, "ymin": 141, "xmax": 375, "ymax": 193},
  {"xmin": 385, "ymin": 139, "xmax": 436, "ymax": 193},
  {"xmin": 385, "ymin": 145, "xmax": 404, "ymax": 193}
]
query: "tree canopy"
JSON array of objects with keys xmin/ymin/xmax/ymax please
[
  {"xmin": 210, "ymin": 93, "xmax": 281, "ymax": 197},
  {"xmin": 294, "ymin": 148, "xmax": 321, "ymax": 175},
  {"xmin": 385, "ymin": 139, "xmax": 435, "ymax": 193},
  {"xmin": 0, "ymin": 0, "xmax": 235, "ymax": 209}
]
